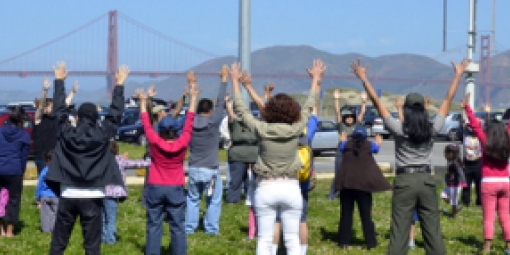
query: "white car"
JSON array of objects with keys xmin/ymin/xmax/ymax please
[
  {"xmin": 311, "ymin": 118, "xmax": 339, "ymax": 155},
  {"xmin": 372, "ymin": 112, "xmax": 400, "ymax": 139}
]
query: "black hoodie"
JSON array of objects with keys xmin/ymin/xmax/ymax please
[{"xmin": 45, "ymin": 80, "xmax": 124, "ymax": 195}]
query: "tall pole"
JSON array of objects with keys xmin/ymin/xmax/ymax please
[
  {"xmin": 466, "ymin": 0, "xmax": 478, "ymax": 107},
  {"xmin": 239, "ymin": 0, "xmax": 251, "ymax": 107},
  {"xmin": 107, "ymin": 11, "xmax": 118, "ymax": 97},
  {"xmin": 491, "ymin": 0, "xmax": 496, "ymax": 52}
]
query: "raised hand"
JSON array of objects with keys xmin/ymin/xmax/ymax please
[
  {"xmin": 240, "ymin": 71, "xmax": 252, "ymax": 88},
  {"xmin": 53, "ymin": 61, "xmax": 68, "ymax": 80},
  {"xmin": 484, "ymin": 103, "xmax": 491, "ymax": 113},
  {"xmin": 360, "ymin": 91, "xmax": 368, "ymax": 103},
  {"xmin": 229, "ymin": 62, "xmax": 242, "ymax": 82},
  {"xmin": 147, "ymin": 85, "xmax": 157, "ymax": 98},
  {"xmin": 43, "ymin": 78, "xmax": 51, "ymax": 91},
  {"xmin": 135, "ymin": 88, "xmax": 147, "ymax": 101},
  {"xmin": 460, "ymin": 93, "xmax": 471, "ymax": 108},
  {"xmin": 183, "ymin": 86, "xmax": 190, "ymax": 96},
  {"xmin": 451, "ymin": 59, "xmax": 471, "ymax": 76},
  {"xmin": 225, "ymin": 93, "xmax": 231, "ymax": 102},
  {"xmin": 72, "ymin": 81, "xmax": 79, "ymax": 93},
  {"xmin": 424, "ymin": 96, "xmax": 431, "ymax": 110},
  {"xmin": 220, "ymin": 65, "xmax": 229, "ymax": 82},
  {"xmin": 187, "ymin": 70, "xmax": 197, "ymax": 85},
  {"xmin": 264, "ymin": 82, "xmax": 276, "ymax": 93},
  {"xmin": 333, "ymin": 89, "xmax": 341, "ymax": 100},
  {"xmin": 115, "ymin": 65, "xmax": 130, "ymax": 85},
  {"xmin": 306, "ymin": 59, "xmax": 327, "ymax": 80},
  {"xmin": 189, "ymin": 83, "xmax": 200, "ymax": 97},
  {"xmin": 394, "ymin": 97, "xmax": 403, "ymax": 109},
  {"xmin": 350, "ymin": 59, "xmax": 369, "ymax": 81}
]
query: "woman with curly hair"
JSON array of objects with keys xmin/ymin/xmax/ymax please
[{"xmin": 230, "ymin": 60, "xmax": 324, "ymax": 255}]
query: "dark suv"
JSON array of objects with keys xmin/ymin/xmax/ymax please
[{"xmin": 340, "ymin": 105, "xmax": 379, "ymax": 136}]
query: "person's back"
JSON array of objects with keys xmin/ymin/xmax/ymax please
[
  {"xmin": 188, "ymin": 114, "xmax": 223, "ymax": 168},
  {"xmin": 0, "ymin": 123, "xmax": 30, "ymax": 176}
]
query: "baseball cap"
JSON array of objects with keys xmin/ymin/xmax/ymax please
[
  {"xmin": 352, "ymin": 125, "xmax": 367, "ymax": 139},
  {"xmin": 404, "ymin": 93, "xmax": 425, "ymax": 108},
  {"xmin": 157, "ymin": 116, "xmax": 183, "ymax": 132}
]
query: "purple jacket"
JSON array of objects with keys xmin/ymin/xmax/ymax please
[{"xmin": 105, "ymin": 156, "xmax": 151, "ymax": 198}]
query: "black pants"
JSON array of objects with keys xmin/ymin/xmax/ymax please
[
  {"xmin": 225, "ymin": 161, "xmax": 250, "ymax": 204},
  {"xmin": 49, "ymin": 198, "xmax": 103, "ymax": 255},
  {"xmin": 462, "ymin": 162, "xmax": 482, "ymax": 206},
  {"xmin": 338, "ymin": 189, "xmax": 376, "ymax": 248},
  {"xmin": 0, "ymin": 174, "xmax": 23, "ymax": 224}
]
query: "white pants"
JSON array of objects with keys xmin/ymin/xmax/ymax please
[
  {"xmin": 441, "ymin": 186, "xmax": 462, "ymax": 206},
  {"xmin": 255, "ymin": 180, "xmax": 302, "ymax": 255}
]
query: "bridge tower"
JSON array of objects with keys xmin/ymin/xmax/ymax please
[
  {"xmin": 106, "ymin": 11, "xmax": 118, "ymax": 96},
  {"xmin": 480, "ymin": 35, "xmax": 491, "ymax": 105}
]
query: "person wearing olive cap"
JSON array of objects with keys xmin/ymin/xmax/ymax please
[
  {"xmin": 351, "ymin": 58, "xmax": 470, "ymax": 255},
  {"xmin": 328, "ymin": 89, "xmax": 367, "ymax": 200}
]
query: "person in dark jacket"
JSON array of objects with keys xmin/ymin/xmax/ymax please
[
  {"xmin": 45, "ymin": 62, "xmax": 129, "ymax": 255},
  {"xmin": 0, "ymin": 106, "xmax": 30, "ymax": 238},
  {"xmin": 335, "ymin": 126, "xmax": 390, "ymax": 249}
]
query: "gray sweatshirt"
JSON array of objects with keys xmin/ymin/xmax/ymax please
[{"xmin": 188, "ymin": 82, "xmax": 227, "ymax": 169}]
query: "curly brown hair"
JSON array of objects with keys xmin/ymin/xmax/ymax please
[{"xmin": 261, "ymin": 93, "xmax": 301, "ymax": 124}]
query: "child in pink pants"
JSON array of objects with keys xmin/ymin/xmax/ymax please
[{"xmin": 246, "ymin": 168, "xmax": 256, "ymax": 240}]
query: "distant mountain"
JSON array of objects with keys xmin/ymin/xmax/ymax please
[{"xmin": 3, "ymin": 45, "xmax": 510, "ymax": 107}]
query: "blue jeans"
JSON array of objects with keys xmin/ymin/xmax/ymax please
[
  {"xmin": 145, "ymin": 185, "xmax": 187, "ymax": 255},
  {"xmin": 185, "ymin": 167, "xmax": 223, "ymax": 235},
  {"xmin": 102, "ymin": 198, "xmax": 119, "ymax": 244}
]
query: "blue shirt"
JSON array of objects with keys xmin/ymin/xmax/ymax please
[
  {"xmin": 35, "ymin": 166, "xmax": 57, "ymax": 200},
  {"xmin": 339, "ymin": 140, "xmax": 380, "ymax": 153},
  {"xmin": 306, "ymin": 114, "xmax": 318, "ymax": 143}
]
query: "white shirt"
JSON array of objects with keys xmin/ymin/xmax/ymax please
[{"xmin": 61, "ymin": 185, "xmax": 105, "ymax": 198}]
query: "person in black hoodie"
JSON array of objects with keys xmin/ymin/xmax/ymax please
[
  {"xmin": 45, "ymin": 62, "xmax": 129, "ymax": 255},
  {"xmin": 0, "ymin": 106, "xmax": 30, "ymax": 238}
]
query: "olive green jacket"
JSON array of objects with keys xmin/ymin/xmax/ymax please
[{"xmin": 233, "ymin": 89, "xmax": 316, "ymax": 178}]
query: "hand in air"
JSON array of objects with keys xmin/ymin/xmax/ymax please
[
  {"xmin": 115, "ymin": 65, "xmax": 130, "ymax": 85},
  {"xmin": 306, "ymin": 59, "xmax": 327, "ymax": 80},
  {"xmin": 72, "ymin": 81, "xmax": 79, "ymax": 93},
  {"xmin": 42, "ymin": 78, "xmax": 51, "ymax": 91},
  {"xmin": 53, "ymin": 62, "xmax": 68, "ymax": 80},
  {"xmin": 451, "ymin": 59, "xmax": 471, "ymax": 76},
  {"xmin": 460, "ymin": 93, "xmax": 471, "ymax": 108},
  {"xmin": 240, "ymin": 71, "xmax": 252, "ymax": 88},
  {"xmin": 187, "ymin": 70, "xmax": 197, "ymax": 85},
  {"xmin": 229, "ymin": 62, "xmax": 242, "ymax": 82},
  {"xmin": 147, "ymin": 86, "xmax": 157, "ymax": 98},
  {"xmin": 333, "ymin": 89, "xmax": 341, "ymax": 100},
  {"xmin": 350, "ymin": 59, "xmax": 368, "ymax": 81}
]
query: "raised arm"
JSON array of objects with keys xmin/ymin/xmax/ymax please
[
  {"xmin": 146, "ymin": 86, "xmax": 156, "ymax": 124},
  {"xmin": 210, "ymin": 66, "xmax": 229, "ymax": 124},
  {"xmin": 333, "ymin": 89, "xmax": 342, "ymax": 123},
  {"xmin": 241, "ymin": 71, "xmax": 265, "ymax": 110},
  {"xmin": 35, "ymin": 78, "xmax": 51, "ymax": 125},
  {"xmin": 264, "ymin": 83, "xmax": 275, "ymax": 101},
  {"xmin": 351, "ymin": 59, "xmax": 390, "ymax": 119},
  {"xmin": 52, "ymin": 62, "xmax": 69, "ymax": 127},
  {"xmin": 357, "ymin": 92, "xmax": 368, "ymax": 123},
  {"xmin": 438, "ymin": 59, "xmax": 470, "ymax": 117},
  {"xmin": 461, "ymin": 93, "xmax": 486, "ymax": 145},
  {"xmin": 225, "ymin": 94, "xmax": 236, "ymax": 123},
  {"xmin": 171, "ymin": 87, "xmax": 189, "ymax": 118},
  {"xmin": 484, "ymin": 103, "xmax": 492, "ymax": 126},
  {"xmin": 231, "ymin": 63, "xmax": 260, "ymax": 132},
  {"xmin": 102, "ymin": 66, "xmax": 128, "ymax": 137},
  {"xmin": 65, "ymin": 81, "xmax": 79, "ymax": 106}
]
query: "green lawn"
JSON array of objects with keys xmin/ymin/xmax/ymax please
[
  {"xmin": 118, "ymin": 142, "xmax": 228, "ymax": 162},
  {"xmin": 0, "ymin": 179, "xmax": 501, "ymax": 254}
]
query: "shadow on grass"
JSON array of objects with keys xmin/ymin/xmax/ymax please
[
  {"xmin": 319, "ymin": 227, "xmax": 367, "ymax": 247},
  {"xmin": 455, "ymin": 235, "xmax": 482, "ymax": 249},
  {"xmin": 14, "ymin": 220, "xmax": 26, "ymax": 235}
]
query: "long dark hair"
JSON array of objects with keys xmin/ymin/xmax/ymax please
[
  {"xmin": 484, "ymin": 122, "xmax": 510, "ymax": 162},
  {"xmin": 403, "ymin": 106, "xmax": 432, "ymax": 144},
  {"xmin": 9, "ymin": 106, "xmax": 25, "ymax": 127},
  {"xmin": 352, "ymin": 135, "xmax": 366, "ymax": 157},
  {"xmin": 445, "ymin": 144, "xmax": 463, "ymax": 169}
]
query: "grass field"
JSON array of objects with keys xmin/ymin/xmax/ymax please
[{"xmin": 0, "ymin": 179, "xmax": 503, "ymax": 254}]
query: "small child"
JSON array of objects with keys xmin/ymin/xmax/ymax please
[
  {"xmin": 409, "ymin": 210, "xmax": 419, "ymax": 249},
  {"xmin": 35, "ymin": 150, "xmax": 58, "ymax": 233},
  {"xmin": 441, "ymin": 144, "xmax": 467, "ymax": 218},
  {"xmin": 0, "ymin": 188, "xmax": 8, "ymax": 217},
  {"xmin": 246, "ymin": 166, "xmax": 256, "ymax": 240},
  {"xmin": 103, "ymin": 141, "xmax": 151, "ymax": 244}
]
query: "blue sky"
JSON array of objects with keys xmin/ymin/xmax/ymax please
[{"xmin": 0, "ymin": 0, "xmax": 508, "ymax": 91}]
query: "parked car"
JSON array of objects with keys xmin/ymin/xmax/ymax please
[
  {"xmin": 437, "ymin": 112, "xmax": 462, "ymax": 141},
  {"xmin": 340, "ymin": 105, "xmax": 379, "ymax": 136},
  {"xmin": 372, "ymin": 112, "xmax": 400, "ymax": 139},
  {"xmin": 474, "ymin": 111, "xmax": 503, "ymax": 123},
  {"xmin": 311, "ymin": 118, "xmax": 338, "ymax": 156},
  {"xmin": 120, "ymin": 108, "xmax": 141, "ymax": 127},
  {"xmin": 0, "ymin": 110, "xmax": 35, "ymax": 154},
  {"xmin": 7, "ymin": 102, "xmax": 36, "ymax": 112},
  {"xmin": 116, "ymin": 123, "xmax": 146, "ymax": 146}
]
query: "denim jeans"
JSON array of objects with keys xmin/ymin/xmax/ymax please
[
  {"xmin": 185, "ymin": 167, "xmax": 223, "ymax": 235},
  {"xmin": 102, "ymin": 198, "xmax": 118, "ymax": 244},
  {"xmin": 145, "ymin": 185, "xmax": 187, "ymax": 255}
]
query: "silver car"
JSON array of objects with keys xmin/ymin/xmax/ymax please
[
  {"xmin": 311, "ymin": 118, "xmax": 339, "ymax": 155},
  {"xmin": 372, "ymin": 112, "xmax": 399, "ymax": 139},
  {"xmin": 437, "ymin": 112, "xmax": 462, "ymax": 141}
]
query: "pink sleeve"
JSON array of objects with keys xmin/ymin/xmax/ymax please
[
  {"xmin": 141, "ymin": 112, "xmax": 160, "ymax": 146},
  {"xmin": 152, "ymin": 112, "xmax": 195, "ymax": 152},
  {"xmin": 465, "ymin": 105, "xmax": 486, "ymax": 146}
]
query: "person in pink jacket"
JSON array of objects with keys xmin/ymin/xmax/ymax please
[
  {"xmin": 462, "ymin": 93, "xmax": 510, "ymax": 254},
  {"xmin": 136, "ymin": 82, "xmax": 199, "ymax": 255}
]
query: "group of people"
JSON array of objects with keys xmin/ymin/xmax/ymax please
[{"xmin": 0, "ymin": 57, "xmax": 509, "ymax": 255}]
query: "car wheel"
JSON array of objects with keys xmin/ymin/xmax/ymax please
[
  {"xmin": 365, "ymin": 125, "xmax": 373, "ymax": 137},
  {"xmin": 313, "ymin": 150, "xmax": 321, "ymax": 157},
  {"xmin": 138, "ymin": 134, "xmax": 147, "ymax": 146},
  {"xmin": 447, "ymin": 129, "xmax": 457, "ymax": 141},
  {"xmin": 382, "ymin": 134, "xmax": 391, "ymax": 139}
]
